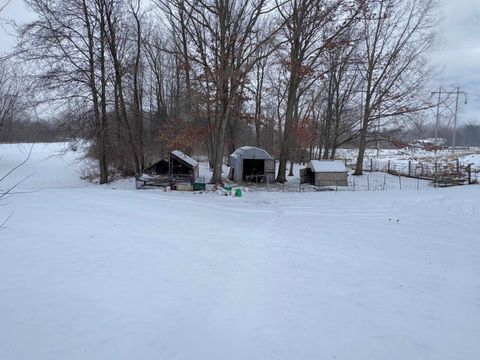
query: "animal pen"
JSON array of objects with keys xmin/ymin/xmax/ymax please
[
  {"xmin": 350, "ymin": 158, "xmax": 478, "ymax": 187},
  {"xmin": 229, "ymin": 146, "xmax": 275, "ymax": 183},
  {"xmin": 137, "ymin": 150, "xmax": 200, "ymax": 189}
]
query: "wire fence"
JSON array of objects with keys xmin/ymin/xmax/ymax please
[
  {"xmin": 245, "ymin": 158, "xmax": 479, "ymax": 193},
  {"xmin": 245, "ymin": 171, "xmax": 433, "ymax": 193},
  {"xmin": 347, "ymin": 171, "xmax": 431, "ymax": 191},
  {"xmin": 296, "ymin": 171, "xmax": 433, "ymax": 192},
  {"xmin": 346, "ymin": 158, "xmax": 479, "ymax": 186}
]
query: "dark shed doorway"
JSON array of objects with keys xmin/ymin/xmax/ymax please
[
  {"xmin": 303, "ymin": 168, "xmax": 315, "ymax": 185},
  {"xmin": 145, "ymin": 159, "xmax": 169, "ymax": 175},
  {"xmin": 243, "ymin": 159, "xmax": 265, "ymax": 181}
]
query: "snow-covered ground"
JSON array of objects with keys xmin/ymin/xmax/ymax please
[
  {"xmin": 336, "ymin": 147, "xmax": 480, "ymax": 169},
  {"xmin": 1, "ymin": 143, "xmax": 480, "ymax": 360}
]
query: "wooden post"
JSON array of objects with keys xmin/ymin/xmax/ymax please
[
  {"xmin": 468, "ymin": 164, "xmax": 472, "ymax": 184},
  {"xmin": 370, "ymin": 158, "xmax": 373, "ymax": 172},
  {"xmin": 408, "ymin": 161, "xmax": 411, "ymax": 177},
  {"xmin": 388, "ymin": 160, "xmax": 391, "ymax": 174},
  {"xmin": 456, "ymin": 159, "xmax": 460, "ymax": 174},
  {"xmin": 434, "ymin": 162, "xmax": 438, "ymax": 187}
]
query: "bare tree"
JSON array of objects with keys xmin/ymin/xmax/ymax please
[
  {"xmin": 317, "ymin": 31, "xmax": 362, "ymax": 159},
  {"xmin": 353, "ymin": 0, "xmax": 436, "ymax": 175},
  {"xmin": 130, "ymin": 0, "xmax": 146, "ymax": 170},
  {"xmin": 0, "ymin": 61, "xmax": 20, "ymax": 134},
  {"xmin": 274, "ymin": 0, "xmax": 363, "ymax": 182},
  {"xmin": 159, "ymin": 0, "xmax": 279, "ymax": 185},
  {"xmin": 20, "ymin": 0, "xmax": 110, "ymax": 183},
  {"xmin": 102, "ymin": 0, "xmax": 143, "ymax": 175},
  {"xmin": 248, "ymin": 32, "xmax": 273, "ymax": 148}
]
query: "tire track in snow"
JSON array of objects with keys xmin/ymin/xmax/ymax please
[{"xmin": 167, "ymin": 196, "xmax": 289, "ymax": 360}]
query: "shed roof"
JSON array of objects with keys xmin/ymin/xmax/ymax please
[
  {"xmin": 308, "ymin": 160, "xmax": 347, "ymax": 173},
  {"xmin": 146, "ymin": 157, "xmax": 168, "ymax": 166},
  {"xmin": 170, "ymin": 150, "xmax": 199, "ymax": 168},
  {"xmin": 230, "ymin": 146, "xmax": 273, "ymax": 160}
]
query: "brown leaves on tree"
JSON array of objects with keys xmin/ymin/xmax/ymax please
[{"xmin": 158, "ymin": 119, "xmax": 212, "ymax": 152}]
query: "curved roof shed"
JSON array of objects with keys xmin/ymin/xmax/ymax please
[{"xmin": 229, "ymin": 146, "xmax": 275, "ymax": 182}]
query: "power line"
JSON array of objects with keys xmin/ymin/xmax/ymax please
[{"xmin": 431, "ymin": 87, "xmax": 467, "ymax": 153}]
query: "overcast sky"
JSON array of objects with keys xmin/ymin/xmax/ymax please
[{"xmin": 1, "ymin": 0, "xmax": 479, "ymax": 123}]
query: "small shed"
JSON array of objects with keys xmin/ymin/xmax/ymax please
[
  {"xmin": 229, "ymin": 146, "xmax": 275, "ymax": 182},
  {"xmin": 144, "ymin": 158, "xmax": 169, "ymax": 176},
  {"xmin": 169, "ymin": 150, "xmax": 199, "ymax": 183},
  {"xmin": 142, "ymin": 150, "xmax": 199, "ymax": 183},
  {"xmin": 300, "ymin": 160, "xmax": 348, "ymax": 186}
]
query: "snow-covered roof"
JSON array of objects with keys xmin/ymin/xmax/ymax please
[
  {"xmin": 230, "ymin": 146, "xmax": 273, "ymax": 160},
  {"xmin": 170, "ymin": 150, "xmax": 199, "ymax": 168},
  {"xmin": 308, "ymin": 160, "xmax": 347, "ymax": 173}
]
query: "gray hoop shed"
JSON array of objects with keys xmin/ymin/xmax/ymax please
[{"xmin": 229, "ymin": 146, "xmax": 275, "ymax": 182}]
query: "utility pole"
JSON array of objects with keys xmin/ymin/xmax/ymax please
[
  {"xmin": 452, "ymin": 88, "xmax": 460, "ymax": 153},
  {"xmin": 431, "ymin": 87, "xmax": 467, "ymax": 152},
  {"xmin": 434, "ymin": 87, "xmax": 442, "ymax": 143},
  {"xmin": 452, "ymin": 87, "xmax": 467, "ymax": 153}
]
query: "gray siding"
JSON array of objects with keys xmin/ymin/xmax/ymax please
[
  {"xmin": 263, "ymin": 159, "xmax": 276, "ymax": 183},
  {"xmin": 314, "ymin": 172, "xmax": 348, "ymax": 186}
]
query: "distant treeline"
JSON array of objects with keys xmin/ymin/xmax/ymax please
[
  {"xmin": 397, "ymin": 123, "xmax": 480, "ymax": 147},
  {"xmin": 0, "ymin": 118, "xmax": 67, "ymax": 143}
]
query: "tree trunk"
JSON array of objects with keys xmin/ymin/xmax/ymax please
[
  {"xmin": 276, "ymin": 73, "xmax": 298, "ymax": 183},
  {"xmin": 104, "ymin": 2, "xmax": 140, "ymax": 175},
  {"xmin": 82, "ymin": 0, "xmax": 108, "ymax": 184},
  {"xmin": 354, "ymin": 100, "xmax": 371, "ymax": 175},
  {"xmin": 132, "ymin": 4, "xmax": 145, "ymax": 172}
]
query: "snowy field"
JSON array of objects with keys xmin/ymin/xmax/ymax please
[
  {"xmin": 1, "ymin": 143, "xmax": 480, "ymax": 360},
  {"xmin": 336, "ymin": 147, "xmax": 480, "ymax": 169}
]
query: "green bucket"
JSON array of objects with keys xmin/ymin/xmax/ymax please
[
  {"xmin": 193, "ymin": 183, "xmax": 206, "ymax": 191},
  {"xmin": 235, "ymin": 188, "xmax": 242, "ymax": 197}
]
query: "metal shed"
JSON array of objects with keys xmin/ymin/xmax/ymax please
[
  {"xmin": 300, "ymin": 160, "xmax": 348, "ymax": 186},
  {"xmin": 229, "ymin": 146, "xmax": 275, "ymax": 182}
]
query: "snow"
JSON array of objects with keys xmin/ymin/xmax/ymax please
[
  {"xmin": 230, "ymin": 146, "xmax": 273, "ymax": 159},
  {"xmin": 308, "ymin": 159, "xmax": 348, "ymax": 172},
  {"xmin": 336, "ymin": 147, "xmax": 480, "ymax": 170},
  {"xmin": 1, "ymin": 143, "xmax": 480, "ymax": 360},
  {"xmin": 170, "ymin": 150, "xmax": 199, "ymax": 168},
  {"xmin": 0, "ymin": 142, "xmax": 91, "ymax": 190},
  {"xmin": 460, "ymin": 153, "xmax": 480, "ymax": 168},
  {"xmin": 230, "ymin": 146, "xmax": 256, "ymax": 158}
]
